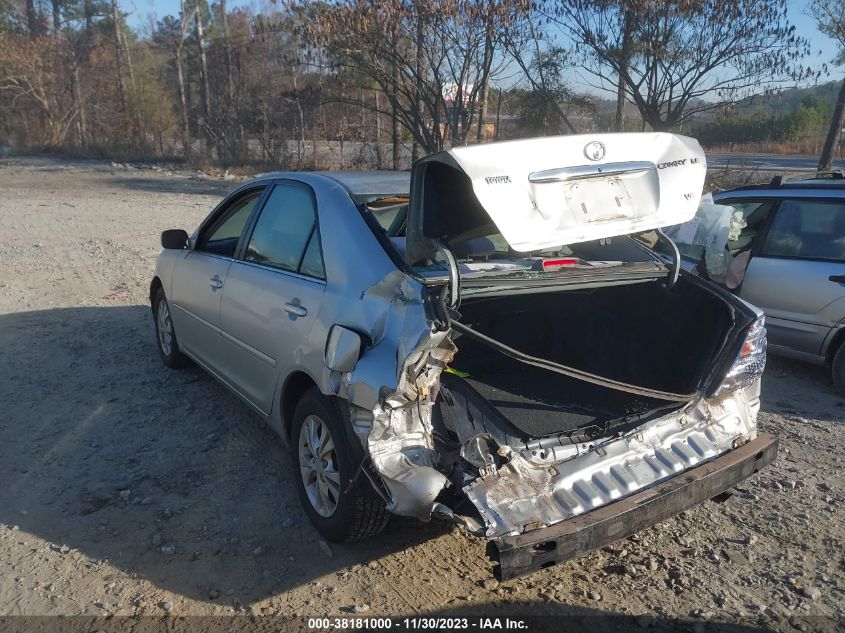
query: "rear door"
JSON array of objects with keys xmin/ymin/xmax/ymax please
[
  {"xmin": 739, "ymin": 198, "xmax": 845, "ymax": 358},
  {"xmin": 170, "ymin": 187, "xmax": 266, "ymax": 372},
  {"xmin": 220, "ymin": 181, "xmax": 327, "ymax": 413}
]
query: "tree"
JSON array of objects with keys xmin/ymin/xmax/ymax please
[
  {"xmin": 0, "ymin": 36, "xmax": 79, "ymax": 145},
  {"xmin": 192, "ymin": 0, "xmax": 212, "ymax": 148},
  {"xmin": 810, "ymin": 0, "xmax": 845, "ymax": 171},
  {"xmin": 543, "ymin": 0, "xmax": 814, "ymax": 130},
  {"xmin": 25, "ymin": 0, "xmax": 38, "ymax": 39},
  {"xmin": 306, "ymin": 0, "xmax": 529, "ymax": 154},
  {"xmin": 502, "ymin": 17, "xmax": 580, "ymax": 134},
  {"xmin": 152, "ymin": 8, "xmax": 191, "ymax": 152}
]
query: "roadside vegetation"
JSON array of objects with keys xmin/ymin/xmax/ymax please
[{"xmin": 693, "ymin": 94, "xmax": 834, "ymax": 155}]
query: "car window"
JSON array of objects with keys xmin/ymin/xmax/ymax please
[
  {"xmin": 244, "ymin": 183, "xmax": 325, "ymax": 278},
  {"xmin": 363, "ymin": 198, "xmax": 409, "ymax": 236},
  {"xmin": 372, "ymin": 205, "xmax": 405, "ymax": 231},
  {"xmin": 761, "ymin": 199, "xmax": 845, "ymax": 261},
  {"xmin": 725, "ymin": 201, "xmax": 769, "ymax": 223},
  {"xmin": 197, "ymin": 189, "xmax": 263, "ymax": 257},
  {"xmin": 299, "ymin": 230, "xmax": 325, "ymax": 278}
]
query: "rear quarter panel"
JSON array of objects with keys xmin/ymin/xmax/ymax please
[{"xmin": 262, "ymin": 174, "xmax": 412, "ymax": 434}]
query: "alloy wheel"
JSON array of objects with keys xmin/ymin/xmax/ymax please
[
  {"xmin": 298, "ymin": 415, "xmax": 341, "ymax": 517},
  {"xmin": 157, "ymin": 300, "xmax": 173, "ymax": 356}
]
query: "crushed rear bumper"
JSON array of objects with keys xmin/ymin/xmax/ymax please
[{"xmin": 486, "ymin": 433, "xmax": 777, "ymax": 580}]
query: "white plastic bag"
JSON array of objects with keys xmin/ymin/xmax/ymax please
[{"xmin": 665, "ymin": 193, "xmax": 735, "ymax": 283}]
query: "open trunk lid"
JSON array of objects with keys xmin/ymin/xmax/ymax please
[{"xmin": 406, "ymin": 132, "xmax": 707, "ymax": 264}]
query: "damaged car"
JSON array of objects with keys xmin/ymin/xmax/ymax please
[{"xmin": 151, "ymin": 133, "xmax": 776, "ymax": 579}]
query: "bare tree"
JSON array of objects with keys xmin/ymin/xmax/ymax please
[
  {"xmin": 25, "ymin": 0, "xmax": 38, "ymax": 39},
  {"xmin": 614, "ymin": 4, "xmax": 634, "ymax": 131},
  {"xmin": 544, "ymin": 0, "xmax": 814, "ymax": 130},
  {"xmin": 502, "ymin": 15, "xmax": 579, "ymax": 134},
  {"xmin": 50, "ymin": 0, "xmax": 60, "ymax": 31},
  {"xmin": 307, "ymin": 0, "xmax": 529, "ymax": 154},
  {"xmin": 109, "ymin": 0, "xmax": 128, "ymax": 119},
  {"xmin": 810, "ymin": 0, "xmax": 845, "ymax": 171},
  {"xmin": 192, "ymin": 0, "xmax": 212, "ymax": 147},
  {"xmin": 475, "ymin": 0, "xmax": 495, "ymax": 141},
  {"xmin": 0, "ymin": 36, "xmax": 80, "ymax": 144},
  {"xmin": 219, "ymin": 0, "xmax": 235, "ymax": 106},
  {"xmin": 153, "ymin": 7, "xmax": 191, "ymax": 153}
]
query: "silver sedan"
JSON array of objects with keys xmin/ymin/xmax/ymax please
[{"xmin": 151, "ymin": 135, "xmax": 776, "ymax": 579}]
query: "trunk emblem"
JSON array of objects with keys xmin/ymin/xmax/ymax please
[{"xmin": 584, "ymin": 141, "xmax": 606, "ymax": 161}]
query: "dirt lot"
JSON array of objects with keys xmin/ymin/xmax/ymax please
[{"xmin": 1, "ymin": 157, "xmax": 844, "ymax": 631}]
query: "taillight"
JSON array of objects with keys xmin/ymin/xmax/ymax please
[
  {"xmin": 714, "ymin": 317, "xmax": 767, "ymax": 395},
  {"xmin": 532, "ymin": 258, "xmax": 580, "ymax": 271}
]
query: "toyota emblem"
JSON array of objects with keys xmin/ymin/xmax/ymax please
[{"xmin": 584, "ymin": 141, "xmax": 606, "ymax": 162}]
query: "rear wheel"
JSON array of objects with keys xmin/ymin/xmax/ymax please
[
  {"xmin": 153, "ymin": 288, "xmax": 191, "ymax": 369},
  {"xmin": 833, "ymin": 342, "xmax": 845, "ymax": 395},
  {"xmin": 290, "ymin": 388, "xmax": 389, "ymax": 542}
]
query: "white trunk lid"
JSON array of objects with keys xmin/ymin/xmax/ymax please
[{"xmin": 406, "ymin": 132, "xmax": 707, "ymax": 263}]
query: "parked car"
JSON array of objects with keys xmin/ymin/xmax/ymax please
[
  {"xmin": 150, "ymin": 133, "xmax": 775, "ymax": 579},
  {"xmin": 670, "ymin": 172, "xmax": 845, "ymax": 393}
]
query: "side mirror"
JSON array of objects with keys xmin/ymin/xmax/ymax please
[
  {"xmin": 325, "ymin": 326, "xmax": 362, "ymax": 374},
  {"xmin": 161, "ymin": 229, "xmax": 189, "ymax": 250}
]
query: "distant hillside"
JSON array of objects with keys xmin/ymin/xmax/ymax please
[
  {"xmin": 589, "ymin": 81, "xmax": 841, "ymax": 122},
  {"xmin": 731, "ymin": 81, "xmax": 841, "ymax": 116}
]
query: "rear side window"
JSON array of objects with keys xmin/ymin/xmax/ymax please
[
  {"xmin": 299, "ymin": 231, "xmax": 325, "ymax": 278},
  {"xmin": 244, "ymin": 183, "xmax": 325, "ymax": 278},
  {"xmin": 761, "ymin": 199, "xmax": 845, "ymax": 262}
]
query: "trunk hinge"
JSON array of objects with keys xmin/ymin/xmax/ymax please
[
  {"xmin": 449, "ymin": 318, "xmax": 696, "ymax": 402},
  {"xmin": 435, "ymin": 240, "xmax": 461, "ymax": 309},
  {"xmin": 656, "ymin": 227, "xmax": 680, "ymax": 290}
]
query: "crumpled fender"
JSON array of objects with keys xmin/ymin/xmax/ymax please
[{"xmin": 333, "ymin": 270, "xmax": 456, "ymax": 520}]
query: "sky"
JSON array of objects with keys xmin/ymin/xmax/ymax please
[{"xmin": 123, "ymin": 0, "xmax": 842, "ymax": 92}]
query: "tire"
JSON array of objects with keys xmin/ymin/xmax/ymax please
[
  {"xmin": 833, "ymin": 342, "xmax": 845, "ymax": 395},
  {"xmin": 290, "ymin": 388, "xmax": 389, "ymax": 542},
  {"xmin": 153, "ymin": 287, "xmax": 191, "ymax": 369}
]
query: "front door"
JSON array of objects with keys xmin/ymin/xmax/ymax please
[
  {"xmin": 170, "ymin": 187, "xmax": 265, "ymax": 372},
  {"xmin": 220, "ymin": 181, "xmax": 327, "ymax": 413},
  {"xmin": 740, "ymin": 198, "xmax": 845, "ymax": 358}
]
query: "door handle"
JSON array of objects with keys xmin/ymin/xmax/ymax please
[
  {"xmin": 829, "ymin": 275, "xmax": 845, "ymax": 283},
  {"xmin": 283, "ymin": 302, "xmax": 308, "ymax": 318},
  {"xmin": 209, "ymin": 274, "xmax": 224, "ymax": 291}
]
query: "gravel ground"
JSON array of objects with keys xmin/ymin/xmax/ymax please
[{"xmin": 0, "ymin": 157, "xmax": 844, "ymax": 631}]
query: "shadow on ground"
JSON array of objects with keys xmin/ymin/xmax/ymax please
[
  {"xmin": 0, "ymin": 305, "xmax": 450, "ymax": 607},
  {"xmin": 1, "ymin": 305, "xmax": 842, "ymax": 611}
]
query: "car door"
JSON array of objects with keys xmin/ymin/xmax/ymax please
[
  {"xmin": 169, "ymin": 187, "xmax": 266, "ymax": 373},
  {"xmin": 220, "ymin": 181, "xmax": 327, "ymax": 413},
  {"xmin": 739, "ymin": 198, "xmax": 845, "ymax": 359}
]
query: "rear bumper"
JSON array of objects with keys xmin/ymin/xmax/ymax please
[{"xmin": 487, "ymin": 432, "xmax": 778, "ymax": 580}]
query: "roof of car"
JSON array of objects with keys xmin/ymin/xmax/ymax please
[
  {"xmin": 250, "ymin": 170, "xmax": 410, "ymax": 198},
  {"xmin": 718, "ymin": 171, "xmax": 845, "ymax": 195},
  {"xmin": 317, "ymin": 171, "xmax": 410, "ymax": 196}
]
